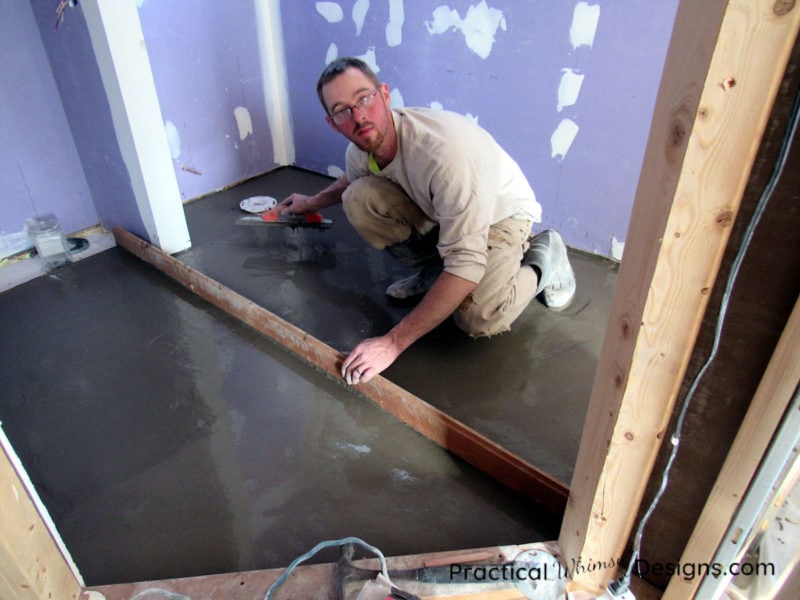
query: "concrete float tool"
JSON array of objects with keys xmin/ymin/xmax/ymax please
[{"xmin": 236, "ymin": 207, "xmax": 333, "ymax": 229}]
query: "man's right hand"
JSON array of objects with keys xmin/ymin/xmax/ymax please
[{"xmin": 277, "ymin": 193, "xmax": 318, "ymax": 215}]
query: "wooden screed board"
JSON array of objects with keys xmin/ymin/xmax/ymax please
[{"xmin": 113, "ymin": 226, "xmax": 569, "ymax": 513}]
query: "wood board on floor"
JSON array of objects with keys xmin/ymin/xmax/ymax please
[{"xmin": 113, "ymin": 226, "xmax": 569, "ymax": 513}]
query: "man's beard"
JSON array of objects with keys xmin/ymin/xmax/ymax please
[{"xmin": 351, "ymin": 120, "xmax": 385, "ymax": 154}]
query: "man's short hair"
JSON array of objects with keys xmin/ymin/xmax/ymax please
[{"xmin": 316, "ymin": 56, "xmax": 381, "ymax": 114}]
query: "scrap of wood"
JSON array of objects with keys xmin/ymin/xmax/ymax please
[
  {"xmin": 112, "ymin": 226, "xmax": 568, "ymax": 512},
  {"xmin": 0, "ymin": 438, "xmax": 83, "ymax": 600},
  {"xmin": 422, "ymin": 550, "xmax": 499, "ymax": 568}
]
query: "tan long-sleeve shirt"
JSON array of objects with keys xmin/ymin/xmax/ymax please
[{"xmin": 345, "ymin": 108, "xmax": 542, "ymax": 284}]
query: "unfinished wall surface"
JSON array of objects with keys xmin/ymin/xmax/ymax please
[
  {"xmin": 282, "ymin": 0, "xmax": 679, "ymax": 257},
  {"xmin": 137, "ymin": 0, "xmax": 282, "ymax": 202},
  {"xmin": 0, "ymin": 0, "xmax": 97, "ymax": 258},
  {"xmin": 3, "ymin": 1, "xmax": 680, "ymax": 260}
]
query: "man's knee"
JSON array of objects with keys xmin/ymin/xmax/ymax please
[
  {"xmin": 342, "ymin": 177, "xmax": 409, "ymax": 217},
  {"xmin": 453, "ymin": 295, "xmax": 511, "ymax": 338},
  {"xmin": 343, "ymin": 177, "xmax": 436, "ymax": 249}
]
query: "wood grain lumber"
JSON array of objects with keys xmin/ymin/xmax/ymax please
[
  {"xmin": 558, "ymin": 0, "xmax": 800, "ymax": 594},
  {"xmin": 113, "ymin": 226, "xmax": 569, "ymax": 513},
  {"xmin": 0, "ymin": 439, "xmax": 82, "ymax": 600}
]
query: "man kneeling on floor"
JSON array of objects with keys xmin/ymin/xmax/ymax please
[{"xmin": 278, "ymin": 56, "xmax": 576, "ymax": 386}]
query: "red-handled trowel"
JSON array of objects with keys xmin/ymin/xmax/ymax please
[{"xmin": 236, "ymin": 208, "xmax": 333, "ymax": 229}]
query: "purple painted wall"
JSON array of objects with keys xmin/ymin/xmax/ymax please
[
  {"xmin": 29, "ymin": 1, "xmax": 148, "ymax": 242},
  {"xmin": 2, "ymin": 1, "xmax": 679, "ymax": 261},
  {"xmin": 138, "ymin": 0, "xmax": 277, "ymax": 202},
  {"xmin": 0, "ymin": 0, "xmax": 97, "ymax": 257},
  {"xmin": 282, "ymin": 0, "xmax": 679, "ymax": 257}
]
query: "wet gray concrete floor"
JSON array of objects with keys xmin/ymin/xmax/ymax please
[
  {"xmin": 181, "ymin": 167, "xmax": 617, "ymax": 482},
  {"xmin": 0, "ymin": 167, "xmax": 616, "ymax": 586}
]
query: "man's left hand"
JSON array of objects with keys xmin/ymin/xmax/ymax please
[{"xmin": 341, "ymin": 334, "xmax": 402, "ymax": 385}]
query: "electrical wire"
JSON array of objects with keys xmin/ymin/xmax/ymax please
[
  {"xmin": 264, "ymin": 536, "xmax": 389, "ymax": 599},
  {"xmin": 616, "ymin": 81, "xmax": 800, "ymax": 592}
]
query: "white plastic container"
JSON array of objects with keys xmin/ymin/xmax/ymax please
[{"xmin": 27, "ymin": 215, "xmax": 71, "ymax": 270}]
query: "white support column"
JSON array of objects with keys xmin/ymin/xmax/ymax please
[
  {"xmin": 81, "ymin": 0, "xmax": 191, "ymax": 254},
  {"xmin": 255, "ymin": 0, "xmax": 296, "ymax": 166}
]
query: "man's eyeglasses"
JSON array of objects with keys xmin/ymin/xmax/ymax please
[{"xmin": 330, "ymin": 90, "xmax": 380, "ymax": 124}]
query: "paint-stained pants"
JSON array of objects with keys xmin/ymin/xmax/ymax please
[{"xmin": 342, "ymin": 176, "xmax": 538, "ymax": 337}]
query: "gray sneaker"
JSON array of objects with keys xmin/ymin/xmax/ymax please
[
  {"xmin": 385, "ymin": 265, "xmax": 442, "ymax": 300},
  {"xmin": 523, "ymin": 229, "xmax": 576, "ymax": 310}
]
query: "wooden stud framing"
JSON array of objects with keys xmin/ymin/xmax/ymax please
[
  {"xmin": 3, "ymin": 3, "xmax": 799, "ymax": 597},
  {"xmin": 558, "ymin": 0, "xmax": 800, "ymax": 593},
  {"xmin": 112, "ymin": 226, "xmax": 569, "ymax": 513}
]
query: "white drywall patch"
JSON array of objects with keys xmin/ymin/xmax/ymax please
[
  {"xmin": 550, "ymin": 118, "xmax": 579, "ymax": 160},
  {"xmin": 426, "ymin": 5, "xmax": 460, "ymax": 34},
  {"xmin": 557, "ymin": 68, "xmax": 585, "ymax": 112},
  {"xmin": 611, "ymin": 236, "xmax": 625, "ymax": 260},
  {"xmin": 316, "ymin": 1, "xmax": 343, "ymax": 23},
  {"xmin": 570, "ymin": 2, "xmax": 600, "ymax": 50},
  {"xmin": 390, "ymin": 87, "xmax": 405, "ymax": 108},
  {"xmin": 358, "ymin": 47, "xmax": 380, "ymax": 73},
  {"xmin": 386, "ymin": 0, "xmax": 404, "ymax": 47},
  {"xmin": 462, "ymin": 1, "xmax": 506, "ymax": 58},
  {"xmin": 233, "ymin": 106, "xmax": 253, "ymax": 141},
  {"xmin": 164, "ymin": 120, "xmax": 181, "ymax": 159},
  {"xmin": 326, "ymin": 42, "xmax": 339, "ymax": 64},
  {"xmin": 328, "ymin": 165, "xmax": 345, "ymax": 178},
  {"xmin": 425, "ymin": 1, "xmax": 506, "ymax": 59},
  {"xmin": 353, "ymin": 0, "xmax": 370, "ymax": 36}
]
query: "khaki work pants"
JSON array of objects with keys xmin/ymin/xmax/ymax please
[{"xmin": 342, "ymin": 177, "xmax": 538, "ymax": 337}]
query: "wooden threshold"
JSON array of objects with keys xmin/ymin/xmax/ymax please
[
  {"xmin": 85, "ymin": 543, "xmax": 664, "ymax": 599},
  {"xmin": 112, "ymin": 226, "xmax": 569, "ymax": 513}
]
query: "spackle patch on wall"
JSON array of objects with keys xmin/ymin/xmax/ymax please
[
  {"xmin": 233, "ymin": 107, "xmax": 253, "ymax": 141},
  {"xmin": 611, "ymin": 236, "xmax": 625, "ymax": 261},
  {"xmin": 390, "ymin": 88, "xmax": 405, "ymax": 108},
  {"xmin": 551, "ymin": 119, "xmax": 579, "ymax": 160},
  {"xmin": 326, "ymin": 42, "xmax": 339, "ymax": 65},
  {"xmin": 359, "ymin": 48, "xmax": 380, "ymax": 73},
  {"xmin": 548, "ymin": 3, "xmax": 600, "ymax": 162},
  {"xmin": 557, "ymin": 69, "xmax": 585, "ymax": 112},
  {"xmin": 353, "ymin": 0, "xmax": 370, "ymax": 36},
  {"xmin": 426, "ymin": 1, "xmax": 507, "ymax": 59},
  {"xmin": 386, "ymin": 0, "xmax": 405, "ymax": 47},
  {"xmin": 165, "ymin": 120, "xmax": 181, "ymax": 160},
  {"xmin": 570, "ymin": 2, "xmax": 600, "ymax": 49},
  {"xmin": 316, "ymin": 2, "xmax": 344, "ymax": 23}
]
